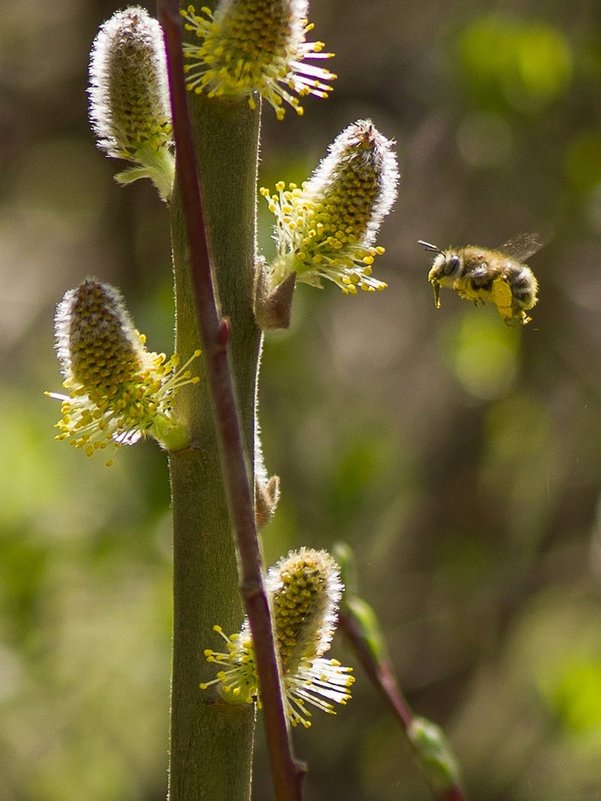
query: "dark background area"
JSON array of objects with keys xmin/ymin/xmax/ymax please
[{"xmin": 1, "ymin": 1, "xmax": 601, "ymax": 799}]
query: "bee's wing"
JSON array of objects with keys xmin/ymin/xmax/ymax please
[{"xmin": 498, "ymin": 232, "xmax": 551, "ymax": 262}]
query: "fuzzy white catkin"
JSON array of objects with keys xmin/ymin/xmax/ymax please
[{"xmin": 89, "ymin": 6, "xmax": 172, "ymax": 159}]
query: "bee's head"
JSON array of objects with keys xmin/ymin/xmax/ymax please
[{"xmin": 418, "ymin": 241, "xmax": 463, "ymax": 308}]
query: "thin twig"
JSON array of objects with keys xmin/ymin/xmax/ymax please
[
  {"xmin": 340, "ymin": 609, "xmax": 465, "ymax": 801},
  {"xmin": 157, "ymin": 2, "xmax": 306, "ymax": 800}
]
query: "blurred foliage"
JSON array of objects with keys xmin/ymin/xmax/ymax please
[
  {"xmin": 2, "ymin": 1, "xmax": 601, "ymax": 801},
  {"xmin": 457, "ymin": 16, "xmax": 573, "ymax": 114}
]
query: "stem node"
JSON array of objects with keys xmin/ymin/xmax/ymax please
[{"xmin": 241, "ymin": 578, "xmax": 263, "ymax": 599}]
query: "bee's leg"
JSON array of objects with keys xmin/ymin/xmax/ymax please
[
  {"xmin": 496, "ymin": 304, "xmax": 514, "ymax": 323},
  {"xmin": 490, "ymin": 277, "xmax": 515, "ymax": 320}
]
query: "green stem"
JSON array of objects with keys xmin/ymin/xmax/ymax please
[
  {"xmin": 159, "ymin": 2, "xmax": 304, "ymax": 799},
  {"xmin": 164, "ymin": 21, "xmax": 260, "ymax": 801},
  {"xmin": 167, "ymin": 115, "xmax": 258, "ymax": 799}
]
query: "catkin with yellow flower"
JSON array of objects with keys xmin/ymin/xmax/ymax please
[
  {"xmin": 180, "ymin": 0, "xmax": 336, "ymax": 119},
  {"xmin": 260, "ymin": 119, "xmax": 399, "ymax": 296},
  {"xmin": 200, "ymin": 547, "xmax": 354, "ymax": 727},
  {"xmin": 46, "ymin": 279, "xmax": 200, "ymax": 463}
]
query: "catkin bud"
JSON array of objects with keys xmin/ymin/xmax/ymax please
[
  {"xmin": 47, "ymin": 279, "xmax": 200, "ymax": 461},
  {"xmin": 200, "ymin": 548, "xmax": 354, "ymax": 727},
  {"xmin": 260, "ymin": 119, "xmax": 399, "ymax": 296},
  {"xmin": 408, "ymin": 717, "xmax": 463, "ymax": 793},
  {"xmin": 268, "ymin": 547, "xmax": 342, "ymax": 674},
  {"xmin": 89, "ymin": 7, "xmax": 174, "ymax": 199}
]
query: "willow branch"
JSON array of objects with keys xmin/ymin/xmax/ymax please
[{"xmin": 340, "ymin": 609, "xmax": 465, "ymax": 801}]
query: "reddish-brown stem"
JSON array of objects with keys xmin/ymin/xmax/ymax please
[
  {"xmin": 157, "ymin": 2, "xmax": 305, "ymax": 800},
  {"xmin": 340, "ymin": 609, "xmax": 465, "ymax": 801}
]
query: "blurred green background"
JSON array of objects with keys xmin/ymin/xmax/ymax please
[{"xmin": 2, "ymin": 1, "xmax": 601, "ymax": 799}]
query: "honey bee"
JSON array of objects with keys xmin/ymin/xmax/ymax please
[{"xmin": 419, "ymin": 234, "xmax": 545, "ymax": 325}]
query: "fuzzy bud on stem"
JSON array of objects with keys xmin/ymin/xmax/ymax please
[
  {"xmin": 408, "ymin": 717, "xmax": 463, "ymax": 794},
  {"xmin": 201, "ymin": 548, "xmax": 354, "ymax": 727},
  {"xmin": 260, "ymin": 119, "xmax": 399, "ymax": 297},
  {"xmin": 89, "ymin": 7, "xmax": 174, "ymax": 199},
  {"xmin": 47, "ymin": 279, "xmax": 200, "ymax": 462},
  {"xmin": 255, "ymin": 475, "xmax": 281, "ymax": 528}
]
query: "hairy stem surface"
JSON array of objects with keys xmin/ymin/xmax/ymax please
[
  {"xmin": 166, "ymin": 49, "xmax": 261, "ymax": 801},
  {"xmin": 161, "ymin": 2, "xmax": 306, "ymax": 798}
]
